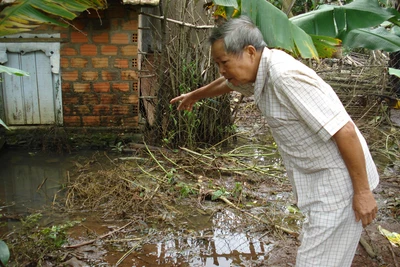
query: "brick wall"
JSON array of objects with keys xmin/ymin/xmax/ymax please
[{"xmin": 60, "ymin": 1, "xmax": 140, "ymax": 129}]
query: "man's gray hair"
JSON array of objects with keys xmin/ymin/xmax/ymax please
[{"xmin": 209, "ymin": 16, "xmax": 266, "ymax": 55}]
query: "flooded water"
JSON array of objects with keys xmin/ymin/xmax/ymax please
[
  {"xmin": 3, "ymin": 142, "xmax": 390, "ymax": 266},
  {"xmin": 0, "ymin": 149, "xmax": 70, "ymax": 214},
  {"xmin": 103, "ymin": 208, "xmax": 274, "ymax": 267},
  {"xmin": 0, "ymin": 148, "xmax": 279, "ymax": 266}
]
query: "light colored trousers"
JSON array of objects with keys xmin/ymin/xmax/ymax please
[{"xmin": 296, "ymin": 201, "xmax": 363, "ymax": 267}]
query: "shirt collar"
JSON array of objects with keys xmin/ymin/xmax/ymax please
[{"xmin": 254, "ymin": 47, "xmax": 272, "ymax": 106}]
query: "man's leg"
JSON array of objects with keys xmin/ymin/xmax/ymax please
[{"xmin": 296, "ymin": 201, "xmax": 363, "ymax": 267}]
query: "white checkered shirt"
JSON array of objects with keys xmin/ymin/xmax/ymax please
[{"xmin": 227, "ymin": 47, "xmax": 379, "ymax": 211}]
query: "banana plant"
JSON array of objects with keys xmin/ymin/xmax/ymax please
[
  {"xmin": 212, "ymin": 0, "xmax": 322, "ymax": 59},
  {"xmin": 0, "ymin": 65, "xmax": 29, "ymax": 76},
  {"xmin": 212, "ymin": 0, "xmax": 400, "ymax": 58},
  {"xmin": 390, "ymin": 67, "xmax": 400, "ymax": 78},
  {"xmin": 0, "ymin": 0, "xmax": 108, "ymax": 36},
  {"xmin": 291, "ymin": 0, "xmax": 400, "ymax": 52}
]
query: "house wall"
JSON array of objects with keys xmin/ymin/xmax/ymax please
[
  {"xmin": 31, "ymin": 0, "xmax": 140, "ymax": 131},
  {"xmin": 61, "ymin": 1, "xmax": 140, "ymax": 130}
]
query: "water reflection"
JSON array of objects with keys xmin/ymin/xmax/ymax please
[
  {"xmin": 0, "ymin": 149, "xmax": 69, "ymax": 214},
  {"xmin": 0, "ymin": 149, "xmax": 276, "ymax": 266},
  {"xmin": 130, "ymin": 210, "xmax": 273, "ymax": 267}
]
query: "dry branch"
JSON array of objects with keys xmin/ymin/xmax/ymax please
[
  {"xmin": 359, "ymin": 236, "xmax": 376, "ymax": 258},
  {"xmin": 140, "ymin": 12, "xmax": 214, "ymax": 29},
  {"xmin": 388, "ymin": 242, "xmax": 399, "ymax": 267},
  {"xmin": 116, "ymin": 240, "xmax": 144, "ymax": 266},
  {"xmin": 219, "ymin": 196, "xmax": 299, "ymax": 237},
  {"xmin": 180, "ymin": 146, "xmax": 214, "ymax": 160},
  {"xmin": 66, "ymin": 220, "xmax": 136, "ymax": 249}
]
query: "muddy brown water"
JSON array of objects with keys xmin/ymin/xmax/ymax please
[
  {"xmin": 0, "ymin": 149, "xmax": 69, "ymax": 214},
  {"xmin": 0, "ymin": 148, "xmax": 282, "ymax": 266}
]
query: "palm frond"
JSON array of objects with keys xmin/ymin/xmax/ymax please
[{"xmin": 0, "ymin": 0, "xmax": 107, "ymax": 36}]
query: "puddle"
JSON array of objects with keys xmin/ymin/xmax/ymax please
[
  {"xmin": 0, "ymin": 149, "xmax": 103, "ymax": 233},
  {"xmin": 0, "ymin": 148, "xmax": 279, "ymax": 266},
  {"xmin": 0, "ymin": 149, "xmax": 70, "ymax": 213},
  {"xmin": 104, "ymin": 209, "xmax": 274, "ymax": 267},
  {"xmin": 0, "ymin": 149, "xmax": 117, "ymax": 214}
]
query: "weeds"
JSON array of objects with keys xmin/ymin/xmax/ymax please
[
  {"xmin": 4, "ymin": 213, "xmax": 79, "ymax": 266},
  {"xmin": 176, "ymin": 182, "xmax": 197, "ymax": 198}
]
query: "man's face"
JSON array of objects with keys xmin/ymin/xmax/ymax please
[{"xmin": 211, "ymin": 39, "xmax": 258, "ymax": 86}]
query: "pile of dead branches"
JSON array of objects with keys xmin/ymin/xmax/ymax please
[
  {"xmin": 314, "ymin": 50, "xmax": 392, "ymax": 123},
  {"xmin": 64, "ymin": 140, "xmax": 300, "ymax": 236}
]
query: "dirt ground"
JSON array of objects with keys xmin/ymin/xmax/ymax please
[
  {"xmin": 352, "ymin": 186, "xmax": 400, "ymax": 267},
  {"xmin": 1, "ymin": 98, "xmax": 400, "ymax": 266},
  {"xmin": 62, "ymin": 99, "xmax": 400, "ymax": 267},
  {"xmin": 261, "ymin": 192, "xmax": 400, "ymax": 267}
]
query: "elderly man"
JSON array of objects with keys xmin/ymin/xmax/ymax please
[{"xmin": 170, "ymin": 16, "xmax": 379, "ymax": 266}]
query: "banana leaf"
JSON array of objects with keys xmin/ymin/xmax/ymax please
[
  {"xmin": 290, "ymin": 0, "xmax": 398, "ymax": 39},
  {"xmin": 213, "ymin": 0, "xmax": 238, "ymax": 9},
  {"xmin": 0, "ymin": 240, "xmax": 10, "ymax": 265},
  {"xmin": 309, "ymin": 34, "xmax": 342, "ymax": 58},
  {"xmin": 0, "ymin": 0, "xmax": 107, "ymax": 36},
  {"xmin": 344, "ymin": 27, "xmax": 400, "ymax": 52},
  {"xmin": 389, "ymin": 68, "xmax": 400, "ymax": 78},
  {"xmin": 0, "ymin": 65, "xmax": 29, "ymax": 76},
  {"xmin": 0, "ymin": 118, "xmax": 10, "ymax": 131},
  {"xmin": 214, "ymin": 0, "xmax": 320, "ymax": 59},
  {"xmin": 389, "ymin": 25, "xmax": 400, "ymax": 36}
]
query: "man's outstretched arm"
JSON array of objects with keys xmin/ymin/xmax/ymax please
[{"xmin": 170, "ymin": 77, "xmax": 232, "ymax": 111}]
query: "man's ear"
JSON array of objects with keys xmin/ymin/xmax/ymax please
[{"xmin": 245, "ymin": 45, "xmax": 257, "ymax": 58}]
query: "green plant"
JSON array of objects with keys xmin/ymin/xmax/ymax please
[
  {"xmin": 166, "ymin": 168, "xmax": 177, "ymax": 184},
  {"xmin": 176, "ymin": 182, "xmax": 196, "ymax": 198},
  {"xmin": 0, "ymin": 240, "xmax": 10, "ymax": 267},
  {"xmin": 181, "ymin": 109, "xmax": 202, "ymax": 148},
  {"xmin": 0, "ymin": 65, "xmax": 29, "ymax": 76},
  {"xmin": 213, "ymin": 0, "xmax": 400, "ymax": 58},
  {"xmin": 0, "ymin": 119, "xmax": 9, "ymax": 131},
  {"xmin": 212, "ymin": 188, "xmax": 229, "ymax": 200},
  {"xmin": 389, "ymin": 68, "xmax": 400, "ymax": 79},
  {"xmin": 39, "ymin": 225, "xmax": 69, "ymax": 249},
  {"xmin": 0, "ymin": 0, "xmax": 107, "ymax": 36},
  {"xmin": 20, "ymin": 213, "xmax": 42, "ymax": 232},
  {"xmin": 169, "ymin": 66, "xmax": 209, "ymax": 147},
  {"xmin": 7, "ymin": 213, "xmax": 80, "ymax": 265},
  {"xmin": 231, "ymin": 182, "xmax": 243, "ymax": 199},
  {"xmin": 111, "ymin": 141, "xmax": 124, "ymax": 153}
]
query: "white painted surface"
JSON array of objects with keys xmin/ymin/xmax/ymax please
[
  {"xmin": 3, "ymin": 51, "xmax": 57, "ymax": 125},
  {"xmin": 123, "ymin": 0, "xmax": 159, "ymax": 5},
  {"xmin": 0, "ymin": 35, "xmax": 62, "ymax": 126}
]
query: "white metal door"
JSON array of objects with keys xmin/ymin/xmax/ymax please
[{"xmin": 2, "ymin": 51, "xmax": 58, "ymax": 125}]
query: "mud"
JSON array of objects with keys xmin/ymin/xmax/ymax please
[{"xmin": 0, "ymin": 104, "xmax": 400, "ymax": 266}]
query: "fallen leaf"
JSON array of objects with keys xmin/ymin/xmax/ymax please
[{"xmin": 378, "ymin": 225, "xmax": 400, "ymax": 247}]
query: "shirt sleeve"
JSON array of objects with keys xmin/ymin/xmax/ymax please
[{"xmin": 278, "ymin": 69, "xmax": 351, "ymax": 142}]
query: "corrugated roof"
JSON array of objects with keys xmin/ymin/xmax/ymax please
[{"xmin": 122, "ymin": 0, "xmax": 160, "ymax": 5}]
